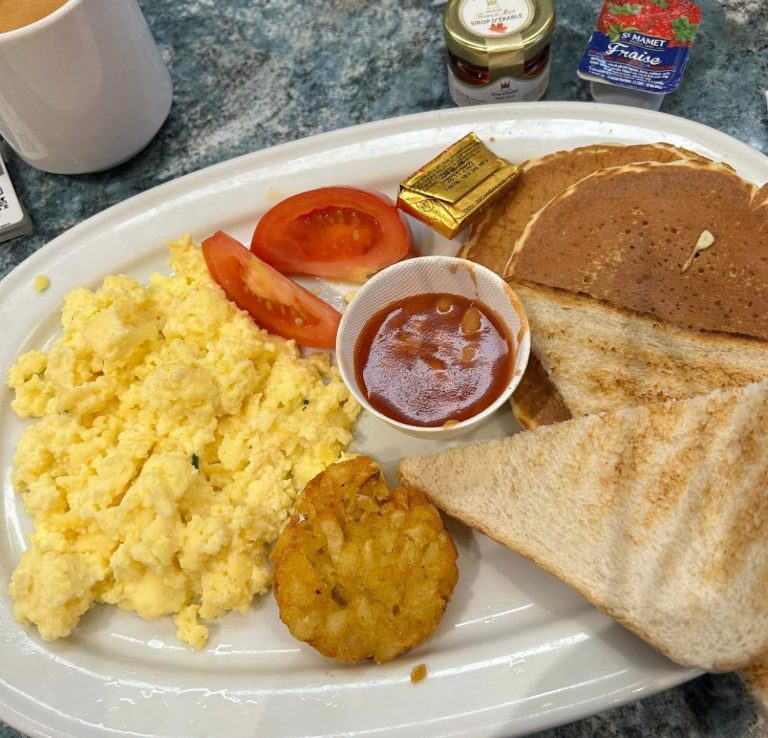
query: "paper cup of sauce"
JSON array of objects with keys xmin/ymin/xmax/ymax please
[{"xmin": 336, "ymin": 255, "xmax": 531, "ymax": 440}]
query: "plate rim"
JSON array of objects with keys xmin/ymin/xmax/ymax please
[{"xmin": 2, "ymin": 100, "xmax": 766, "ymax": 289}]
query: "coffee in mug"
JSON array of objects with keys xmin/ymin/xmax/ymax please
[{"xmin": 0, "ymin": 0, "xmax": 70, "ymax": 33}]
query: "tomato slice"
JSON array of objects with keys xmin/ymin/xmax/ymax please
[
  {"xmin": 250, "ymin": 186, "xmax": 412, "ymax": 283},
  {"xmin": 201, "ymin": 231, "xmax": 341, "ymax": 349}
]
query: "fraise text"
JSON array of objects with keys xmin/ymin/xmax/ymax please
[{"xmin": 605, "ymin": 42, "xmax": 662, "ymax": 65}]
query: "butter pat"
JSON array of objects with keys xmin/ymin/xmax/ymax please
[{"xmin": 397, "ymin": 132, "xmax": 520, "ymax": 239}]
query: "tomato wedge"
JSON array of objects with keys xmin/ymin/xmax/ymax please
[
  {"xmin": 251, "ymin": 186, "xmax": 412, "ymax": 283},
  {"xmin": 201, "ymin": 231, "xmax": 341, "ymax": 349}
]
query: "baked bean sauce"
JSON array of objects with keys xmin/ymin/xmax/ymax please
[{"xmin": 354, "ymin": 293, "xmax": 513, "ymax": 427}]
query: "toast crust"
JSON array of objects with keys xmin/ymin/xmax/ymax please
[{"xmin": 740, "ymin": 658, "xmax": 768, "ymax": 718}]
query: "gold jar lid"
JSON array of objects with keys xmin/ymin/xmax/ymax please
[{"xmin": 444, "ymin": 0, "xmax": 555, "ymax": 73}]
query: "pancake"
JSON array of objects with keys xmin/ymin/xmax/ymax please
[
  {"xmin": 511, "ymin": 160, "xmax": 768, "ymax": 340},
  {"xmin": 512, "ymin": 157, "xmax": 768, "ymax": 429},
  {"xmin": 459, "ymin": 142, "xmax": 704, "ymax": 277}
]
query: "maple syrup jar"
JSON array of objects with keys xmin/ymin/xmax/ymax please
[{"xmin": 444, "ymin": 0, "xmax": 555, "ymax": 106}]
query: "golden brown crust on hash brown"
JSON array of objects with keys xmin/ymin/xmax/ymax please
[{"xmin": 270, "ymin": 456, "xmax": 458, "ymax": 663}]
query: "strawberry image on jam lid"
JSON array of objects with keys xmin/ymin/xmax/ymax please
[{"xmin": 578, "ymin": 0, "xmax": 702, "ymax": 98}]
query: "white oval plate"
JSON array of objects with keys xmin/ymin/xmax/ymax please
[{"xmin": 2, "ymin": 102, "xmax": 767, "ymax": 738}]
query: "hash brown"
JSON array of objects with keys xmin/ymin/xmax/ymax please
[{"xmin": 271, "ymin": 456, "xmax": 458, "ymax": 663}]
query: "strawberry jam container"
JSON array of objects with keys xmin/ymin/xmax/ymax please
[{"xmin": 578, "ymin": 0, "xmax": 702, "ymax": 111}]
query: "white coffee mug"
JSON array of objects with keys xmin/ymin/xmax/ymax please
[{"xmin": 0, "ymin": 0, "xmax": 173, "ymax": 174}]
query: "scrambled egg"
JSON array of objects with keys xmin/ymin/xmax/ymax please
[
  {"xmin": 7, "ymin": 236, "xmax": 359, "ymax": 648},
  {"xmin": 34, "ymin": 275, "xmax": 50, "ymax": 292}
]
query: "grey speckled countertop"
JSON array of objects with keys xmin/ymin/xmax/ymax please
[{"xmin": 1, "ymin": 1, "xmax": 767, "ymax": 737}]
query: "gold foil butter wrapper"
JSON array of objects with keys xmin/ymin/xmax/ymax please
[{"xmin": 397, "ymin": 132, "xmax": 520, "ymax": 239}]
